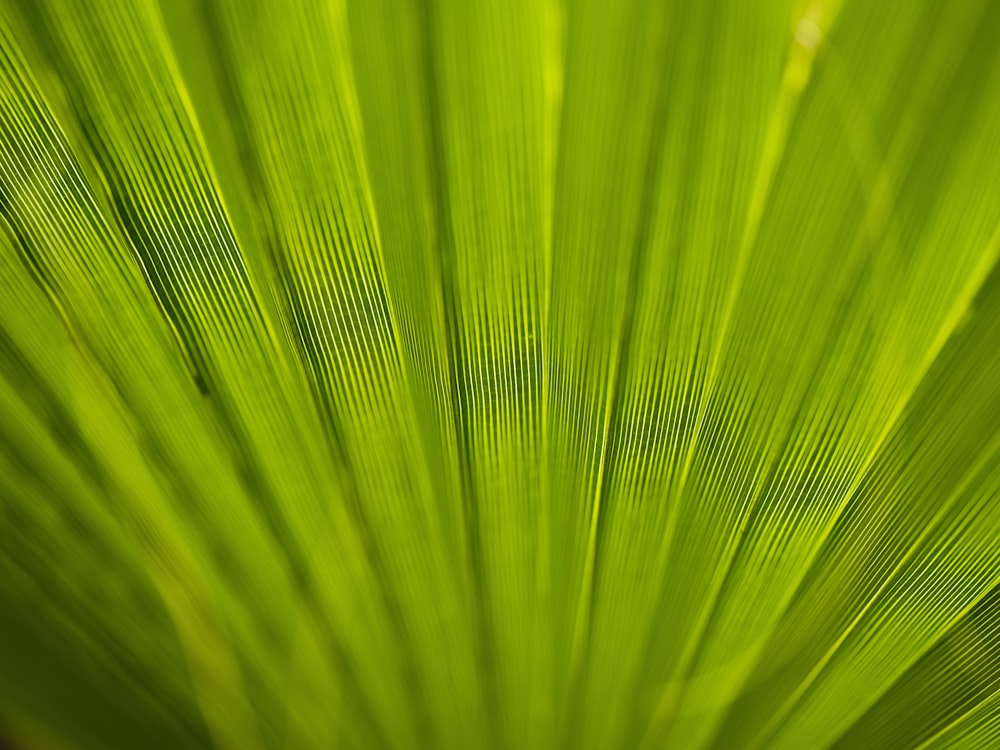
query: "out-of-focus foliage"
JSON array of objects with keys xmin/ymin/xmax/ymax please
[{"xmin": 1, "ymin": 0, "xmax": 999, "ymax": 748}]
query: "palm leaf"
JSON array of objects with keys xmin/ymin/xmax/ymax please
[{"xmin": 0, "ymin": 0, "xmax": 998, "ymax": 748}]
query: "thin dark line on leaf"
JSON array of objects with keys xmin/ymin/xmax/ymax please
[
  {"xmin": 830, "ymin": 582, "xmax": 1000, "ymax": 749},
  {"xmin": 650, "ymin": 24, "xmax": 905, "ymax": 742},
  {"xmin": 743, "ymin": 306, "xmax": 1000, "ymax": 748},
  {"xmin": 561, "ymin": 6, "xmax": 678, "ymax": 744},
  {"xmin": 750, "ymin": 508, "xmax": 1000, "ymax": 749},
  {"xmin": 651, "ymin": 257, "xmax": 872, "ymax": 749},
  {"xmin": 162, "ymin": 6, "xmax": 426, "ymax": 745},
  {"xmin": 913, "ymin": 685, "xmax": 1000, "ymax": 750},
  {"xmin": 702, "ymin": 5, "xmax": 1000, "ymax": 738},
  {"xmin": 662, "ymin": 0, "xmax": 842, "ymax": 551},
  {"xmin": 832, "ymin": 579, "xmax": 1000, "ymax": 748},
  {"xmin": 414, "ymin": 0, "xmax": 500, "ymax": 744},
  {"xmin": 635, "ymin": 9, "xmax": 841, "ymax": 744},
  {"xmin": 11, "ymin": 2, "xmax": 414, "ymax": 742},
  {"xmin": 717, "ymin": 237, "xmax": 1000, "ymax": 749}
]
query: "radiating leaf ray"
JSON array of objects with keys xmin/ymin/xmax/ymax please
[
  {"xmin": 0, "ymin": 3, "xmax": 409, "ymax": 745},
  {"xmin": 921, "ymin": 686, "xmax": 1000, "ymax": 749}
]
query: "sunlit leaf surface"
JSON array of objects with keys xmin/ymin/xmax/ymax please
[{"xmin": 1, "ymin": 0, "xmax": 999, "ymax": 748}]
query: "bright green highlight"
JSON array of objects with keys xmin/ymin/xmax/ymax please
[{"xmin": 1, "ymin": 0, "xmax": 999, "ymax": 748}]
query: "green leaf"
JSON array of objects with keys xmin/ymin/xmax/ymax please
[{"xmin": 0, "ymin": 0, "xmax": 998, "ymax": 748}]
